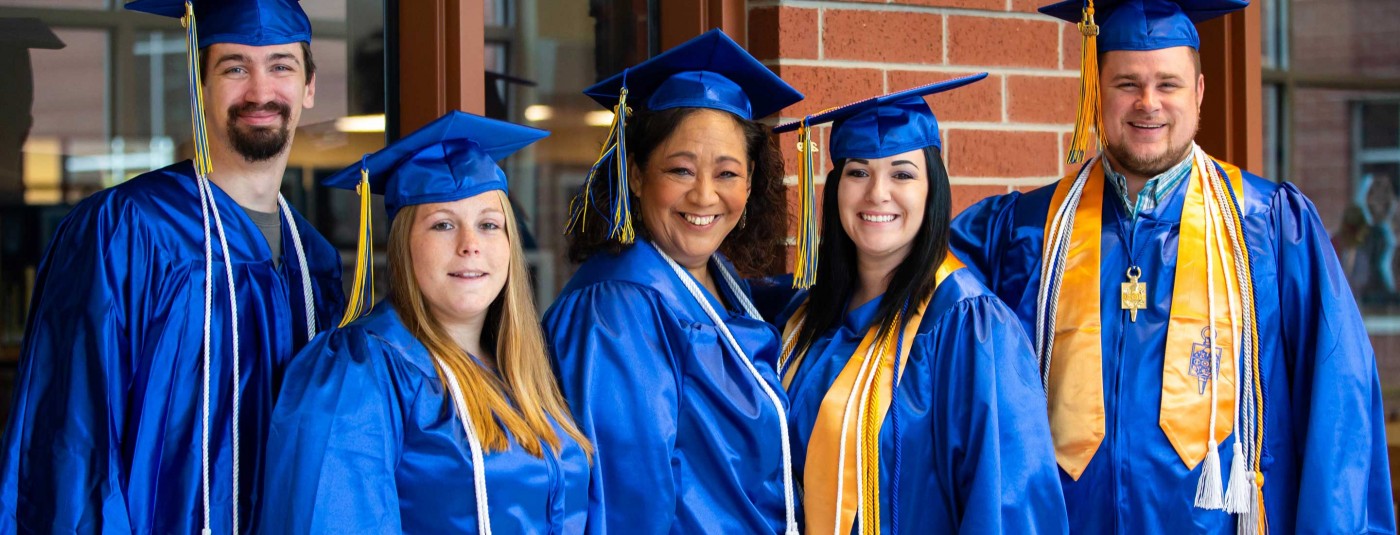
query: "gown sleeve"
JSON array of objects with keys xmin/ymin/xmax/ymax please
[
  {"xmin": 949, "ymin": 192, "xmax": 1023, "ymax": 292},
  {"xmin": 0, "ymin": 195, "xmax": 148, "ymax": 533},
  {"xmin": 928, "ymin": 296, "xmax": 1068, "ymax": 534},
  {"xmin": 258, "ymin": 328, "xmax": 408, "ymax": 534},
  {"xmin": 542, "ymin": 282, "xmax": 682, "ymax": 535},
  {"xmin": 1271, "ymin": 183, "xmax": 1397, "ymax": 533}
]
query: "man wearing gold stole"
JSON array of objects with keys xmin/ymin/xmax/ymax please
[{"xmin": 950, "ymin": 0, "xmax": 1397, "ymax": 532}]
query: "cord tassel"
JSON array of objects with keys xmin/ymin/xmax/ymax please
[
  {"xmin": 1223, "ymin": 440, "xmax": 1251, "ymax": 513},
  {"xmin": 565, "ymin": 74, "xmax": 634, "ymax": 243},
  {"xmin": 339, "ymin": 156, "xmax": 376, "ymax": 326},
  {"xmin": 1193, "ymin": 439, "xmax": 1224, "ymax": 509},
  {"xmin": 1067, "ymin": 0, "xmax": 1101, "ymax": 164},
  {"xmin": 792, "ymin": 118, "xmax": 819, "ymax": 289}
]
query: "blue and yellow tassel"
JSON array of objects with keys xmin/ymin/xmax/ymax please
[
  {"xmin": 181, "ymin": 0, "xmax": 213, "ymax": 177},
  {"xmin": 566, "ymin": 76, "xmax": 635, "ymax": 243},
  {"xmin": 338, "ymin": 156, "xmax": 376, "ymax": 327}
]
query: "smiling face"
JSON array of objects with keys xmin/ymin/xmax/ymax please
[
  {"xmin": 837, "ymin": 148, "xmax": 929, "ymax": 268},
  {"xmin": 630, "ymin": 109, "xmax": 751, "ymax": 270},
  {"xmin": 202, "ymin": 42, "xmax": 316, "ymax": 163},
  {"xmin": 408, "ymin": 192, "xmax": 511, "ymax": 329},
  {"xmin": 1098, "ymin": 46, "xmax": 1204, "ymax": 182}
]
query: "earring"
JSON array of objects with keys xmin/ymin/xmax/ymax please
[{"xmin": 739, "ymin": 209, "xmax": 748, "ymax": 230}]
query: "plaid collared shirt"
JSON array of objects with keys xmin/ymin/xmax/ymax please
[{"xmin": 1103, "ymin": 154, "xmax": 1194, "ymax": 221}]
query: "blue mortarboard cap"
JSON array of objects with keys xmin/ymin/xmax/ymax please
[
  {"xmin": 583, "ymin": 29, "xmax": 803, "ymax": 120},
  {"xmin": 1039, "ymin": 0, "xmax": 1247, "ymax": 52},
  {"xmin": 323, "ymin": 110, "xmax": 548, "ymax": 221},
  {"xmin": 774, "ymin": 73, "xmax": 988, "ymax": 161},
  {"xmin": 125, "ymin": 0, "xmax": 312, "ymax": 48}
]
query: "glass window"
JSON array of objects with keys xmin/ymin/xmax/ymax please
[
  {"xmin": 1265, "ymin": 0, "xmax": 1400, "ymax": 406},
  {"xmin": 487, "ymin": 0, "xmax": 652, "ymax": 305}
]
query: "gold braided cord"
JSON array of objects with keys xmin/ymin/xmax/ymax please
[{"xmin": 858, "ymin": 312, "xmax": 902, "ymax": 534}]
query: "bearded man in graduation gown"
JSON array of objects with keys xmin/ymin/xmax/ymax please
[
  {"xmin": 950, "ymin": 0, "xmax": 1396, "ymax": 533},
  {"xmin": 0, "ymin": 0, "xmax": 343, "ymax": 532}
]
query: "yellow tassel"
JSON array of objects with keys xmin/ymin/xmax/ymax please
[
  {"xmin": 1067, "ymin": 0, "xmax": 1102, "ymax": 164},
  {"xmin": 338, "ymin": 162, "xmax": 376, "ymax": 327},
  {"xmin": 792, "ymin": 119, "xmax": 819, "ymax": 289}
]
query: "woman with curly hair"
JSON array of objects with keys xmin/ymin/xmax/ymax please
[{"xmin": 541, "ymin": 29, "xmax": 803, "ymax": 534}]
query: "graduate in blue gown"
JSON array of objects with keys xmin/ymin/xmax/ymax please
[
  {"xmin": 259, "ymin": 111, "xmax": 592, "ymax": 534},
  {"xmin": 950, "ymin": 1, "xmax": 1396, "ymax": 532},
  {"xmin": 770, "ymin": 76, "xmax": 1067, "ymax": 534},
  {"xmin": 0, "ymin": 1, "xmax": 343, "ymax": 532},
  {"xmin": 541, "ymin": 29, "xmax": 805, "ymax": 534}
]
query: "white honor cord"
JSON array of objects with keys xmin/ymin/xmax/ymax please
[
  {"xmin": 442, "ymin": 365, "xmax": 493, "ymax": 535},
  {"xmin": 1033, "ymin": 158, "xmax": 1095, "ymax": 391},
  {"xmin": 277, "ymin": 195, "xmax": 317, "ymax": 340},
  {"xmin": 655, "ymin": 248, "xmax": 800, "ymax": 535},
  {"xmin": 195, "ymin": 176, "xmax": 242, "ymax": 534}
]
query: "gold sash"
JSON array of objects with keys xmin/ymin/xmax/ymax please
[
  {"xmin": 1043, "ymin": 156, "xmax": 1248, "ymax": 480},
  {"xmin": 783, "ymin": 256, "xmax": 963, "ymax": 535}
]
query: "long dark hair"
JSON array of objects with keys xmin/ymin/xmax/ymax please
[
  {"xmin": 565, "ymin": 107, "xmax": 789, "ymax": 277},
  {"xmin": 793, "ymin": 146, "xmax": 952, "ymax": 354}
]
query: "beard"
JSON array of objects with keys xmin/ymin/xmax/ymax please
[
  {"xmin": 227, "ymin": 101, "xmax": 292, "ymax": 162},
  {"xmin": 1104, "ymin": 134, "xmax": 1195, "ymax": 179}
]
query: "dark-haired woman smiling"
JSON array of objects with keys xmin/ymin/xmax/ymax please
[
  {"xmin": 542, "ymin": 30, "xmax": 804, "ymax": 534},
  {"xmin": 773, "ymin": 76, "xmax": 1067, "ymax": 534}
]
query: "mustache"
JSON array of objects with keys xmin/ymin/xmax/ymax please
[{"xmin": 227, "ymin": 101, "xmax": 291, "ymax": 124}]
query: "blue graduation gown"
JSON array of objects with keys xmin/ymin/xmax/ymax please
[
  {"xmin": 0, "ymin": 161, "xmax": 344, "ymax": 533},
  {"xmin": 258, "ymin": 302, "xmax": 590, "ymax": 534},
  {"xmin": 780, "ymin": 269, "xmax": 1068, "ymax": 534},
  {"xmin": 542, "ymin": 239, "xmax": 790, "ymax": 534},
  {"xmin": 950, "ymin": 166, "xmax": 1396, "ymax": 533}
]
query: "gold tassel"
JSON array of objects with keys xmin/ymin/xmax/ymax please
[
  {"xmin": 338, "ymin": 161, "xmax": 376, "ymax": 327},
  {"xmin": 792, "ymin": 119, "xmax": 819, "ymax": 289},
  {"xmin": 1067, "ymin": 0, "xmax": 1102, "ymax": 164}
]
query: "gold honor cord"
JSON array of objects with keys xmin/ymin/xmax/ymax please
[
  {"xmin": 183, "ymin": 1, "xmax": 213, "ymax": 177},
  {"xmin": 1067, "ymin": 0, "xmax": 1102, "ymax": 164},
  {"xmin": 793, "ymin": 118, "xmax": 820, "ymax": 289},
  {"xmin": 339, "ymin": 163, "xmax": 376, "ymax": 327}
]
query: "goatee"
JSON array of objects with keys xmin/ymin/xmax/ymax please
[{"xmin": 228, "ymin": 101, "xmax": 292, "ymax": 162}]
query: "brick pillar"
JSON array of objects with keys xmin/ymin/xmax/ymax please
[{"xmin": 747, "ymin": 0, "xmax": 1081, "ymax": 255}]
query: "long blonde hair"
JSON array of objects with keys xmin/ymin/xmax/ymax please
[{"xmin": 388, "ymin": 191, "xmax": 591, "ymax": 459}]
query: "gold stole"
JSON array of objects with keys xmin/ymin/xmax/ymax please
[
  {"xmin": 782, "ymin": 256, "xmax": 964, "ymax": 535},
  {"xmin": 1044, "ymin": 157, "xmax": 1247, "ymax": 480}
]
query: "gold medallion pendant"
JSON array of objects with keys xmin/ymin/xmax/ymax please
[{"xmin": 1121, "ymin": 266, "xmax": 1146, "ymax": 322}]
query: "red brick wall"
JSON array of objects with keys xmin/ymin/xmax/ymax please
[{"xmin": 747, "ymin": 0, "xmax": 1081, "ymax": 249}]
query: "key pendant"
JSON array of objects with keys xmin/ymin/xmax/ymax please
[{"xmin": 1121, "ymin": 266, "xmax": 1146, "ymax": 322}]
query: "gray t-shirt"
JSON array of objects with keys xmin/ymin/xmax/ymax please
[{"xmin": 242, "ymin": 206, "xmax": 282, "ymax": 268}]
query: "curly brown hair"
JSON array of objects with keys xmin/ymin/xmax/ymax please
[{"xmin": 565, "ymin": 107, "xmax": 788, "ymax": 277}]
